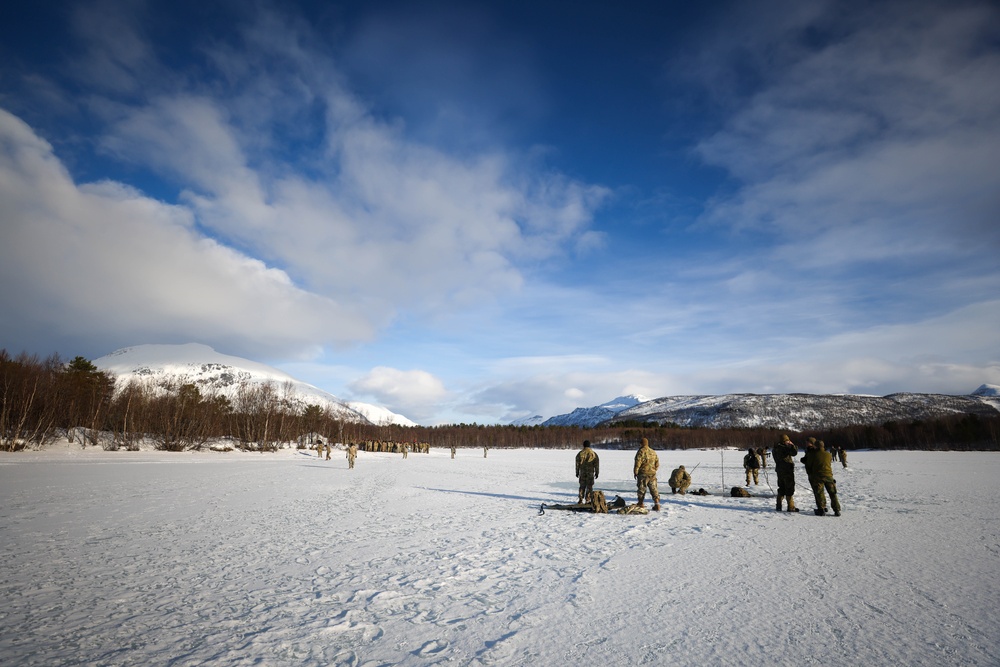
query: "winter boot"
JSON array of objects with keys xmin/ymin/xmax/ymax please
[
  {"xmin": 814, "ymin": 508, "xmax": 824, "ymax": 516},
  {"xmin": 652, "ymin": 497, "xmax": 661, "ymax": 511},
  {"xmin": 787, "ymin": 498, "xmax": 800, "ymax": 512},
  {"xmin": 776, "ymin": 496, "xmax": 784, "ymax": 511},
  {"xmin": 637, "ymin": 493, "xmax": 645, "ymax": 508}
]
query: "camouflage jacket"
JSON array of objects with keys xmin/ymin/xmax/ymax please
[
  {"xmin": 669, "ymin": 467, "xmax": 690, "ymax": 486},
  {"xmin": 772, "ymin": 442, "xmax": 797, "ymax": 464},
  {"xmin": 633, "ymin": 445, "xmax": 659, "ymax": 478},
  {"xmin": 804, "ymin": 448, "xmax": 834, "ymax": 480},
  {"xmin": 576, "ymin": 447, "xmax": 600, "ymax": 477}
]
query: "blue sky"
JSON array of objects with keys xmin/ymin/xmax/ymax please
[{"xmin": 1, "ymin": 0, "xmax": 998, "ymax": 425}]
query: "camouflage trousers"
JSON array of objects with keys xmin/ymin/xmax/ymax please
[
  {"xmin": 745, "ymin": 468, "xmax": 759, "ymax": 485},
  {"xmin": 348, "ymin": 456, "xmax": 356, "ymax": 469},
  {"xmin": 810, "ymin": 477, "xmax": 841, "ymax": 514},
  {"xmin": 578, "ymin": 472, "xmax": 596, "ymax": 502},
  {"xmin": 636, "ymin": 475, "xmax": 659, "ymax": 503},
  {"xmin": 775, "ymin": 464, "xmax": 795, "ymax": 496}
]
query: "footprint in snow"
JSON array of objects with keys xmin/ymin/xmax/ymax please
[{"xmin": 415, "ymin": 639, "xmax": 449, "ymax": 656}]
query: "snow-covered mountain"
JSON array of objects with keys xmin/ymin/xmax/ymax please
[
  {"xmin": 541, "ymin": 394, "xmax": 650, "ymax": 428},
  {"xmin": 610, "ymin": 391, "xmax": 1000, "ymax": 431},
  {"xmin": 972, "ymin": 384, "xmax": 1000, "ymax": 412},
  {"xmin": 527, "ymin": 389, "xmax": 999, "ymax": 431},
  {"xmin": 94, "ymin": 344, "xmax": 372, "ymax": 423},
  {"xmin": 510, "ymin": 415, "xmax": 546, "ymax": 427},
  {"xmin": 347, "ymin": 401, "xmax": 417, "ymax": 427}
]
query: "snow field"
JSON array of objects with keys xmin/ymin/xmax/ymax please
[{"xmin": 1, "ymin": 445, "xmax": 998, "ymax": 666}]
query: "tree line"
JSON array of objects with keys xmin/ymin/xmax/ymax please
[{"xmin": 2, "ymin": 349, "xmax": 998, "ymax": 452}]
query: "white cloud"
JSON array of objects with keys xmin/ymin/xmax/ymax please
[
  {"xmin": 0, "ymin": 108, "xmax": 371, "ymax": 359},
  {"xmin": 349, "ymin": 367, "xmax": 449, "ymax": 423}
]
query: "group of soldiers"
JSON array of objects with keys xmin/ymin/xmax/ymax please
[
  {"xmin": 575, "ymin": 438, "xmax": 695, "ymax": 512},
  {"xmin": 575, "ymin": 434, "xmax": 845, "ymax": 517}
]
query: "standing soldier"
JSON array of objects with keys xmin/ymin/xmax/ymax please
[
  {"xmin": 483, "ymin": 446, "xmax": 488, "ymax": 458},
  {"xmin": 838, "ymin": 445, "xmax": 848, "ymax": 468},
  {"xmin": 325, "ymin": 441, "xmax": 331, "ymax": 460},
  {"xmin": 743, "ymin": 447, "xmax": 761, "ymax": 486},
  {"xmin": 575, "ymin": 440, "xmax": 600, "ymax": 503},
  {"xmin": 803, "ymin": 441, "xmax": 842, "ymax": 516},
  {"xmin": 669, "ymin": 465, "xmax": 691, "ymax": 495},
  {"xmin": 757, "ymin": 446, "xmax": 768, "ymax": 468},
  {"xmin": 316, "ymin": 438, "xmax": 325, "ymax": 457},
  {"xmin": 347, "ymin": 443, "xmax": 358, "ymax": 469},
  {"xmin": 451, "ymin": 445, "xmax": 457, "ymax": 459},
  {"xmin": 772, "ymin": 434, "xmax": 800, "ymax": 512},
  {"xmin": 402, "ymin": 443, "xmax": 409, "ymax": 459},
  {"xmin": 633, "ymin": 438, "xmax": 661, "ymax": 511}
]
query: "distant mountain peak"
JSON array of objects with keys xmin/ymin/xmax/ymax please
[{"xmin": 94, "ymin": 343, "xmax": 371, "ymax": 424}]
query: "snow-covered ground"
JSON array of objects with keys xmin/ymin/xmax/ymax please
[{"xmin": 1, "ymin": 443, "xmax": 997, "ymax": 666}]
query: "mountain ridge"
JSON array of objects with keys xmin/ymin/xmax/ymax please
[{"xmin": 93, "ymin": 344, "xmax": 414, "ymax": 427}]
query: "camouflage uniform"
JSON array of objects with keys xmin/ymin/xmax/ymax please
[
  {"xmin": 668, "ymin": 466, "xmax": 691, "ymax": 494},
  {"xmin": 633, "ymin": 438, "xmax": 660, "ymax": 510},
  {"xmin": 838, "ymin": 447, "xmax": 848, "ymax": 468},
  {"xmin": 325, "ymin": 443, "xmax": 331, "ymax": 460},
  {"xmin": 451, "ymin": 446, "xmax": 456, "ymax": 459},
  {"xmin": 347, "ymin": 444, "xmax": 358, "ymax": 469},
  {"xmin": 772, "ymin": 434, "xmax": 799, "ymax": 512},
  {"xmin": 743, "ymin": 448, "xmax": 760, "ymax": 485},
  {"xmin": 575, "ymin": 440, "xmax": 600, "ymax": 503},
  {"xmin": 804, "ymin": 441, "xmax": 841, "ymax": 516}
]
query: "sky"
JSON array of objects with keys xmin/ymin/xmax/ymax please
[{"xmin": 1, "ymin": 0, "xmax": 999, "ymax": 425}]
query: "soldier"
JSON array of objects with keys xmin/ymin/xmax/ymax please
[
  {"xmin": 669, "ymin": 465, "xmax": 691, "ymax": 495},
  {"xmin": 743, "ymin": 447, "xmax": 760, "ymax": 486},
  {"xmin": 347, "ymin": 443, "xmax": 358, "ymax": 469},
  {"xmin": 483, "ymin": 446, "xmax": 488, "ymax": 458},
  {"xmin": 772, "ymin": 434, "xmax": 800, "ymax": 512},
  {"xmin": 757, "ymin": 446, "xmax": 768, "ymax": 468},
  {"xmin": 451, "ymin": 445, "xmax": 457, "ymax": 459},
  {"xmin": 316, "ymin": 438, "xmax": 325, "ymax": 457},
  {"xmin": 633, "ymin": 438, "xmax": 661, "ymax": 511},
  {"xmin": 575, "ymin": 440, "xmax": 600, "ymax": 503},
  {"xmin": 838, "ymin": 445, "xmax": 848, "ymax": 468},
  {"xmin": 325, "ymin": 442, "xmax": 331, "ymax": 460},
  {"xmin": 803, "ymin": 440, "xmax": 842, "ymax": 516},
  {"xmin": 402, "ymin": 443, "xmax": 409, "ymax": 459}
]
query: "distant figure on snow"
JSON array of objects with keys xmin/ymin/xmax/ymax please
[
  {"xmin": 451, "ymin": 446, "xmax": 457, "ymax": 459},
  {"xmin": 633, "ymin": 438, "xmax": 660, "ymax": 511},
  {"xmin": 347, "ymin": 443, "xmax": 358, "ymax": 469},
  {"xmin": 744, "ymin": 447, "xmax": 760, "ymax": 486},
  {"xmin": 575, "ymin": 440, "xmax": 600, "ymax": 503},
  {"xmin": 669, "ymin": 465, "xmax": 691, "ymax": 495},
  {"xmin": 803, "ymin": 441, "xmax": 842, "ymax": 517},
  {"xmin": 772, "ymin": 434, "xmax": 800, "ymax": 512}
]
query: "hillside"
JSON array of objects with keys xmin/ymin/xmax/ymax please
[
  {"xmin": 610, "ymin": 391, "xmax": 1000, "ymax": 430},
  {"xmin": 93, "ymin": 343, "xmax": 371, "ymax": 423}
]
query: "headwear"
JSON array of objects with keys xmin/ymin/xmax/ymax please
[
  {"xmin": 641, "ymin": 438, "xmax": 649, "ymax": 447},
  {"xmin": 782, "ymin": 434, "xmax": 790, "ymax": 442},
  {"xmin": 583, "ymin": 440, "xmax": 591, "ymax": 447},
  {"xmin": 808, "ymin": 437, "xmax": 816, "ymax": 444},
  {"xmin": 679, "ymin": 465, "xmax": 685, "ymax": 469}
]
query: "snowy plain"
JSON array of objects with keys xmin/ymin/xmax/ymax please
[{"xmin": 1, "ymin": 442, "xmax": 998, "ymax": 666}]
